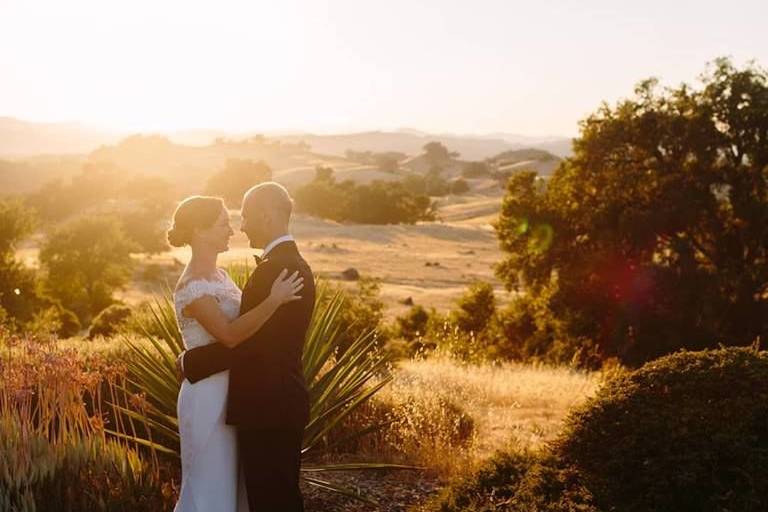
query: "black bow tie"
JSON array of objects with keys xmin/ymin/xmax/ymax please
[{"xmin": 253, "ymin": 254, "xmax": 263, "ymax": 265}]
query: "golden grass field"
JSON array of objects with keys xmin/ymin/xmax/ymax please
[{"xmin": 376, "ymin": 353, "xmax": 600, "ymax": 472}]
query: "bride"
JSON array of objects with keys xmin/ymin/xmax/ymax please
[{"xmin": 167, "ymin": 195, "xmax": 304, "ymax": 512}]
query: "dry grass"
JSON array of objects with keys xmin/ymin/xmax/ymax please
[{"xmin": 334, "ymin": 350, "xmax": 601, "ymax": 479}]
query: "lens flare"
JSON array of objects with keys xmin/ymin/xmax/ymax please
[
  {"xmin": 513, "ymin": 217, "xmax": 529, "ymax": 236},
  {"xmin": 528, "ymin": 223, "xmax": 554, "ymax": 254}
]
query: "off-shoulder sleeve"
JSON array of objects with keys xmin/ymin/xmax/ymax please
[{"xmin": 174, "ymin": 279, "xmax": 221, "ymax": 311}]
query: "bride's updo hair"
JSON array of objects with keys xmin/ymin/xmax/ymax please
[{"xmin": 167, "ymin": 196, "xmax": 226, "ymax": 248}]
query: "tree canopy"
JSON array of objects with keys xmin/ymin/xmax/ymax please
[
  {"xmin": 495, "ymin": 58, "xmax": 768, "ymax": 365},
  {"xmin": 39, "ymin": 216, "xmax": 136, "ymax": 324}
]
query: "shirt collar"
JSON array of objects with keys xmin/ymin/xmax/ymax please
[{"xmin": 262, "ymin": 234, "xmax": 294, "ymax": 259}]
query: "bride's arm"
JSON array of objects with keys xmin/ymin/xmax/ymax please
[{"xmin": 184, "ymin": 269, "xmax": 303, "ymax": 348}]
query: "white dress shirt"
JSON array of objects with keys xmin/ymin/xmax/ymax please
[{"xmin": 262, "ymin": 234, "xmax": 295, "ymax": 259}]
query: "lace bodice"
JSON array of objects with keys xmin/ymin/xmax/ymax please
[{"xmin": 174, "ymin": 271, "xmax": 242, "ymax": 350}]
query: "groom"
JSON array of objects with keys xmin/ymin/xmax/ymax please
[{"xmin": 178, "ymin": 182, "xmax": 315, "ymax": 511}]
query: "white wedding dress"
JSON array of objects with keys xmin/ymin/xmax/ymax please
[{"xmin": 173, "ymin": 270, "xmax": 249, "ymax": 512}]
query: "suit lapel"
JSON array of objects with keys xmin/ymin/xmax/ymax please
[
  {"xmin": 241, "ymin": 264, "xmax": 269, "ymax": 314},
  {"xmin": 240, "ymin": 242, "xmax": 300, "ymax": 315}
]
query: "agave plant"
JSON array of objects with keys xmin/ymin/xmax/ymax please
[{"xmin": 114, "ymin": 262, "xmax": 415, "ymax": 502}]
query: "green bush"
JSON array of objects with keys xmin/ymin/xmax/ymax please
[
  {"xmin": 396, "ymin": 304, "xmax": 430, "ymax": 341},
  {"xmin": 494, "ymin": 286, "xmax": 603, "ymax": 368},
  {"xmin": 450, "ymin": 178, "xmax": 470, "ymax": 195},
  {"xmin": 88, "ymin": 304, "xmax": 133, "ymax": 339},
  {"xmin": 555, "ymin": 346, "xmax": 768, "ymax": 512},
  {"xmin": 317, "ymin": 278, "xmax": 388, "ymax": 354},
  {"xmin": 295, "ymin": 169, "xmax": 436, "ymax": 224},
  {"xmin": 452, "ymin": 281, "xmax": 496, "ymax": 335},
  {"xmin": 424, "ymin": 447, "xmax": 596, "ymax": 512},
  {"xmin": 39, "ymin": 215, "xmax": 136, "ymax": 325},
  {"xmin": 425, "ymin": 347, "xmax": 768, "ymax": 512},
  {"xmin": 26, "ymin": 305, "xmax": 82, "ymax": 338}
]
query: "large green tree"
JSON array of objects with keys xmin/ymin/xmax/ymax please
[
  {"xmin": 39, "ymin": 216, "xmax": 136, "ymax": 324},
  {"xmin": 495, "ymin": 58, "xmax": 768, "ymax": 365}
]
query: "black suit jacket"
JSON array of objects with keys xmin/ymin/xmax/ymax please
[{"xmin": 182, "ymin": 241, "xmax": 314, "ymax": 429}]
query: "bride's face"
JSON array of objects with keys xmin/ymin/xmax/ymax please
[{"xmin": 195, "ymin": 208, "xmax": 234, "ymax": 253}]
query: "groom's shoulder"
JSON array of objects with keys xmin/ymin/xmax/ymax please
[{"xmin": 259, "ymin": 252, "xmax": 303, "ymax": 275}]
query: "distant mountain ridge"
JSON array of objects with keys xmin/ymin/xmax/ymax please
[
  {"xmin": 0, "ymin": 117, "xmax": 573, "ymax": 160},
  {"xmin": 0, "ymin": 117, "xmax": 124, "ymax": 156},
  {"xmin": 273, "ymin": 131, "xmax": 572, "ymax": 160}
]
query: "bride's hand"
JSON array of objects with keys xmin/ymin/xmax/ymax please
[{"xmin": 270, "ymin": 269, "xmax": 304, "ymax": 305}]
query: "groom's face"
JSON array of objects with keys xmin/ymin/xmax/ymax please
[{"xmin": 240, "ymin": 200, "xmax": 270, "ymax": 249}]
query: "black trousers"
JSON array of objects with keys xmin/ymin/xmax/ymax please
[{"xmin": 238, "ymin": 427, "xmax": 304, "ymax": 512}]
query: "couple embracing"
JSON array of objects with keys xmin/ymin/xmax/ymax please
[{"xmin": 169, "ymin": 182, "xmax": 313, "ymax": 511}]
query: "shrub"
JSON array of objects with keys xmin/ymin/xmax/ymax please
[
  {"xmin": 88, "ymin": 304, "xmax": 133, "ymax": 339},
  {"xmin": 452, "ymin": 281, "xmax": 496, "ymax": 335},
  {"xmin": 295, "ymin": 172, "xmax": 436, "ymax": 224},
  {"xmin": 39, "ymin": 216, "xmax": 136, "ymax": 325},
  {"xmin": 396, "ymin": 305, "xmax": 430, "ymax": 341},
  {"xmin": 56, "ymin": 306, "xmax": 82, "ymax": 338},
  {"xmin": 450, "ymin": 178, "xmax": 470, "ymax": 195},
  {"xmin": 555, "ymin": 346, "xmax": 768, "ymax": 512},
  {"xmin": 317, "ymin": 278, "xmax": 388, "ymax": 354},
  {"xmin": 402, "ymin": 171, "xmax": 451, "ymax": 197},
  {"xmin": 427, "ymin": 347, "xmax": 768, "ymax": 512},
  {"xmin": 293, "ymin": 175, "xmax": 348, "ymax": 221},
  {"xmin": 424, "ymin": 447, "xmax": 596, "ymax": 512},
  {"xmin": 494, "ymin": 286, "xmax": 603, "ymax": 368},
  {"xmin": 344, "ymin": 181, "xmax": 437, "ymax": 223},
  {"xmin": 26, "ymin": 305, "xmax": 82, "ymax": 338}
]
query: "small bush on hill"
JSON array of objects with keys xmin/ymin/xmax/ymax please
[
  {"xmin": 452, "ymin": 281, "xmax": 496, "ymax": 335},
  {"xmin": 27, "ymin": 305, "xmax": 81, "ymax": 338},
  {"xmin": 88, "ymin": 303, "xmax": 133, "ymax": 339},
  {"xmin": 450, "ymin": 178, "xmax": 470, "ymax": 195},
  {"xmin": 295, "ymin": 168, "xmax": 436, "ymax": 224},
  {"xmin": 316, "ymin": 278, "xmax": 389, "ymax": 354},
  {"xmin": 396, "ymin": 305, "xmax": 430, "ymax": 341}
]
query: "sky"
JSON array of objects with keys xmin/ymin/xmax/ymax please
[{"xmin": 1, "ymin": 0, "xmax": 766, "ymax": 137}]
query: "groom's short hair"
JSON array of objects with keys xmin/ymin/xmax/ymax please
[{"xmin": 244, "ymin": 181, "xmax": 293, "ymax": 219}]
